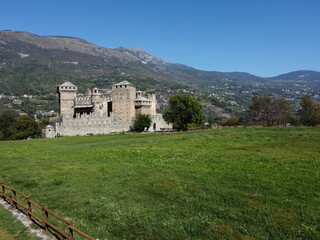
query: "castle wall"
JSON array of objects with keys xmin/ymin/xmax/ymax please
[
  {"xmin": 151, "ymin": 114, "xmax": 172, "ymax": 131},
  {"xmin": 55, "ymin": 114, "xmax": 131, "ymax": 136},
  {"xmin": 135, "ymin": 105, "xmax": 151, "ymax": 115}
]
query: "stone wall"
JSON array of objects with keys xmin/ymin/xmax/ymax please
[
  {"xmin": 54, "ymin": 113, "xmax": 131, "ymax": 136},
  {"xmin": 151, "ymin": 114, "xmax": 172, "ymax": 131}
]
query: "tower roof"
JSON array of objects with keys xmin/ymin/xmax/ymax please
[
  {"xmin": 114, "ymin": 81, "xmax": 133, "ymax": 86},
  {"xmin": 60, "ymin": 81, "xmax": 76, "ymax": 87}
]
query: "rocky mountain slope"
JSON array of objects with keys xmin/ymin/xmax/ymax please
[{"xmin": 0, "ymin": 30, "xmax": 319, "ymax": 118}]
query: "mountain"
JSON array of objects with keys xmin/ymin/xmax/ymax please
[
  {"xmin": 0, "ymin": 30, "xmax": 319, "ymax": 118},
  {"xmin": 270, "ymin": 70, "xmax": 320, "ymax": 81}
]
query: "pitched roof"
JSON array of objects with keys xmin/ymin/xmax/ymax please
[
  {"xmin": 60, "ymin": 81, "xmax": 76, "ymax": 87},
  {"xmin": 114, "ymin": 81, "xmax": 133, "ymax": 86}
]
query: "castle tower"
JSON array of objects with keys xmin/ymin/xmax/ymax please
[
  {"xmin": 57, "ymin": 82, "xmax": 77, "ymax": 116},
  {"xmin": 112, "ymin": 81, "xmax": 136, "ymax": 121},
  {"xmin": 148, "ymin": 94, "xmax": 157, "ymax": 116},
  {"xmin": 91, "ymin": 88, "xmax": 104, "ymax": 115},
  {"xmin": 92, "ymin": 88, "xmax": 102, "ymax": 103},
  {"xmin": 135, "ymin": 91, "xmax": 152, "ymax": 115}
]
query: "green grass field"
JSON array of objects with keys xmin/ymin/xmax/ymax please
[
  {"xmin": 0, "ymin": 127, "xmax": 319, "ymax": 239},
  {"xmin": 0, "ymin": 203, "xmax": 40, "ymax": 240}
]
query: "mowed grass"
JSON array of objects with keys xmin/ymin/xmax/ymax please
[{"xmin": 0, "ymin": 127, "xmax": 319, "ymax": 239}]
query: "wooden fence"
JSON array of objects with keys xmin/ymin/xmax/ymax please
[{"xmin": 0, "ymin": 182, "xmax": 100, "ymax": 240}]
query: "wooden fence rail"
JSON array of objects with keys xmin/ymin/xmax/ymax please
[{"xmin": 0, "ymin": 182, "xmax": 99, "ymax": 240}]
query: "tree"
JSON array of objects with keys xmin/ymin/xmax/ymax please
[
  {"xmin": 298, "ymin": 95, "xmax": 320, "ymax": 126},
  {"xmin": 131, "ymin": 114, "xmax": 152, "ymax": 132},
  {"xmin": 164, "ymin": 94, "xmax": 204, "ymax": 131},
  {"xmin": 8, "ymin": 115, "xmax": 40, "ymax": 140},
  {"xmin": 0, "ymin": 114, "xmax": 16, "ymax": 140},
  {"xmin": 249, "ymin": 94, "xmax": 291, "ymax": 126}
]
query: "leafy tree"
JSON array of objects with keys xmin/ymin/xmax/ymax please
[
  {"xmin": 249, "ymin": 94, "xmax": 291, "ymax": 126},
  {"xmin": 164, "ymin": 94, "xmax": 204, "ymax": 131},
  {"xmin": 8, "ymin": 115, "xmax": 40, "ymax": 140},
  {"xmin": 298, "ymin": 95, "xmax": 320, "ymax": 126},
  {"xmin": 0, "ymin": 114, "xmax": 16, "ymax": 140},
  {"xmin": 37, "ymin": 117, "xmax": 50, "ymax": 130},
  {"xmin": 131, "ymin": 114, "xmax": 152, "ymax": 132}
]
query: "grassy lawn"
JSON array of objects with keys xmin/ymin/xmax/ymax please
[
  {"xmin": 0, "ymin": 204, "xmax": 40, "ymax": 240},
  {"xmin": 0, "ymin": 127, "xmax": 319, "ymax": 239}
]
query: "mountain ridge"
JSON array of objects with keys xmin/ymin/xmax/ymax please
[
  {"xmin": 269, "ymin": 70, "xmax": 320, "ymax": 81},
  {"xmin": 0, "ymin": 30, "xmax": 319, "ymax": 118}
]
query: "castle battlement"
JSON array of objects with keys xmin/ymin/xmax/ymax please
[{"xmin": 75, "ymin": 96, "xmax": 92, "ymax": 106}]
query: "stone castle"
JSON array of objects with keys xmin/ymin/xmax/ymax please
[{"xmin": 43, "ymin": 81, "xmax": 171, "ymax": 137}]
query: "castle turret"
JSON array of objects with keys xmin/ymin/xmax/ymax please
[
  {"xmin": 91, "ymin": 88, "xmax": 104, "ymax": 116},
  {"xmin": 57, "ymin": 82, "xmax": 77, "ymax": 116},
  {"xmin": 92, "ymin": 88, "xmax": 102, "ymax": 103},
  {"xmin": 148, "ymin": 94, "xmax": 157, "ymax": 116},
  {"xmin": 135, "ymin": 92, "xmax": 152, "ymax": 115},
  {"xmin": 111, "ymin": 81, "xmax": 136, "ymax": 121}
]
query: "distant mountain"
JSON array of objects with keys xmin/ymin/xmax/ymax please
[
  {"xmin": 270, "ymin": 70, "xmax": 320, "ymax": 81},
  {"xmin": 0, "ymin": 30, "xmax": 319, "ymax": 118}
]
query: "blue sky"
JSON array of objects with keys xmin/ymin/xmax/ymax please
[{"xmin": 1, "ymin": 0, "xmax": 320, "ymax": 77}]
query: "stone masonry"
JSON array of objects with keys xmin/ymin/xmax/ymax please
[{"xmin": 43, "ymin": 81, "xmax": 171, "ymax": 137}]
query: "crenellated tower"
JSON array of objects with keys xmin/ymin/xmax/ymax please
[
  {"xmin": 57, "ymin": 82, "xmax": 77, "ymax": 116},
  {"xmin": 111, "ymin": 81, "xmax": 136, "ymax": 121}
]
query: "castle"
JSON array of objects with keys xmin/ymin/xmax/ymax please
[{"xmin": 43, "ymin": 81, "xmax": 171, "ymax": 138}]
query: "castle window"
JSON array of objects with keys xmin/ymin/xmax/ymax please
[{"xmin": 125, "ymin": 85, "xmax": 127, "ymax": 88}]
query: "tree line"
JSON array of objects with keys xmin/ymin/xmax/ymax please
[
  {"xmin": 1, "ymin": 94, "xmax": 319, "ymax": 140},
  {"xmin": 223, "ymin": 94, "xmax": 320, "ymax": 127},
  {"xmin": 133, "ymin": 94, "xmax": 320, "ymax": 132}
]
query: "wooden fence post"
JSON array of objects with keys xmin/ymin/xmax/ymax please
[
  {"xmin": 1, "ymin": 183, "xmax": 5, "ymax": 198},
  {"xmin": 26, "ymin": 196, "xmax": 32, "ymax": 220},
  {"xmin": 12, "ymin": 188, "xmax": 17, "ymax": 210},
  {"xmin": 69, "ymin": 220, "xmax": 74, "ymax": 240},
  {"xmin": 44, "ymin": 206, "xmax": 49, "ymax": 233}
]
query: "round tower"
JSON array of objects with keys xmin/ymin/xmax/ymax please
[
  {"xmin": 57, "ymin": 82, "xmax": 77, "ymax": 116},
  {"xmin": 112, "ymin": 81, "xmax": 136, "ymax": 121}
]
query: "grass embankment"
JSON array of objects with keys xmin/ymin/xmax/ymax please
[{"xmin": 0, "ymin": 127, "xmax": 319, "ymax": 239}]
